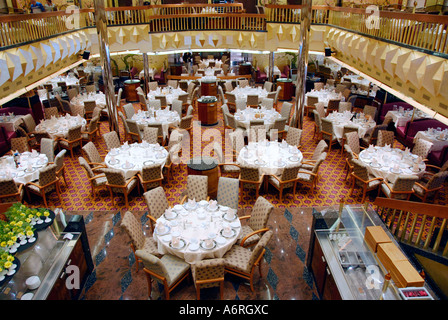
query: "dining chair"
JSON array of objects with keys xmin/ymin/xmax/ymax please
[
  {"xmin": 177, "ymin": 93, "xmax": 189, "ymax": 111},
  {"xmin": 53, "ymin": 149, "xmax": 67, "ymax": 186},
  {"xmin": 82, "ymin": 141, "xmax": 107, "ymax": 171},
  {"xmin": 338, "ymin": 102, "xmax": 352, "ymax": 113},
  {"xmin": 267, "ymin": 163, "xmax": 301, "ymax": 202},
  {"xmin": 326, "ymin": 99, "xmax": 340, "ymax": 116},
  {"xmin": 25, "ymin": 163, "xmax": 62, "ymax": 207},
  {"xmin": 349, "ymin": 159, "xmax": 383, "ymax": 203},
  {"xmin": 300, "ymin": 140, "xmax": 328, "ymax": 171},
  {"xmin": 70, "ymin": 103, "xmax": 85, "ymax": 117},
  {"xmin": 10, "ymin": 136, "xmax": 31, "ymax": 153},
  {"xmin": 155, "ymin": 95, "xmax": 167, "ymax": 109},
  {"xmin": 379, "ymin": 175, "xmax": 419, "ymax": 200},
  {"xmin": 263, "ymin": 81, "xmax": 273, "ymax": 92},
  {"xmin": 246, "ymin": 94, "xmax": 259, "ymax": 108},
  {"xmin": 376, "ymin": 130, "xmax": 395, "ymax": 147},
  {"xmin": 58, "ymin": 124, "xmax": 82, "ymax": 158},
  {"xmin": 238, "ymin": 79, "xmax": 249, "ymax": 88},
  {"xmin": 320, "ymin": 118, "xmax": 338, "ymax": 153},
  {"xmin": 186, "ymin": 105, "xmax": 194, "ymax": 117},
  {"xmin": 217, "ymin": 177, "xmax": 239, "ymax": 210},
  {"xmin": 315, "ymin": 102, "xmax": 326, "ymax": 119},
  {"xmin": 280, "ymin": 102, "xmax": 292, "ymax": 121},
  {"xmin": 363, "ymin": 105, "xmax": 377, "ymax": 120},
  {"xmin": 44, "ymin": 107, "xmax": 59, "ymax": 119},
  {"xmin": 21, "ymin": 114, "xmax": 37, "ymax": 134},
  {"xmin": 91, "ymin": 106, "xmax": 102, "ymax": 121},
  {"xmin": 102, "ymin": 131, "xmax": 121, "ymax": 151},
  {"xmin": 118, "ymin": 111, "xmax": 131, "ymax": 142},
  {"xmin": 361, "ymin": 124, "xmax": 387, "ymax": 147},
  {"xmin": 312, "ymin": 110, "xmax": 322, "ymax": 141},
  {"xmin": 85, "ymin": 84, "xmax": 96, "ymax": 93},
  {"xmin": 342, "ymin": 129, "xmax": 361, "ymax": 157},
  {"xmin": 148, "ymin": 99, "xmax": 161, "ymax": 110},
  {"xmin": 137, "ymin": 163, "xmax": 164, "ymax": 193},
  {"xmin": 121, "ymin": 211, "xmax": 160, "ymax": 273},
  {"xmin": 171, "ymin": 99, "xmax": 183, "ymax": 119},
  {"xmin": 138, "ymin": 92, "xmax": 149, "ymax": 111},
  {"xmin": 0, "ymin": 178, "xmax": 24, "ymax": 203},
  {"xmin": 239, "ymin": 163, "xmax": 265, "ymax": 199},
  {"xmin": 229, "ymin": 129, "xmax": 245, "ymax": 158},
  {"xmin": 180, "ymin": 175, "xmax": 209, "ymax": 204},
  {"xmin": 179, "ymin": 115, "xmax": 193, "ymax": 135},
  {"xmin": 213, "ymin": 142, "xmax": 240, "ymax": 177},
  {"xmin": 83, "ymin": 100, "xmax": 96, "ymax": 120},
  {"xmin": 67, "ymin": 87, "xmax": 78, "ymax": 100},
  {"xmin": 125, "ymin": 119, "xmax": 143, "ymax": 143},
  {"xmin": 314, "ymin": 82, "xmax": 324, "ymax": 91},
  {"xmin": 267, "ymin": 117, "xmax": 287, "ymax": 141},
  {"xmin": 260, "ymin": 98, "xmax": 274, "ymax": 110},
  {"xmin": 327, "ymin": 79, "xmax": 335, "ymax": 87},
  {"xmin": 123, "ymin": 103, "xmax": 135, "ymax": 119},
  {"xmin": 218, "ymin": 86, "xmax": 226, "ymax": 105},
  {"xmin": 142, "ymin": 127, "xmax": 159, "ymax": 145},
  {"xmin": 412, "ymin": 138, "xmax": 433, "ymax": 160},
  {"xmin": 223, "ymin": 230, "xmax": 273, "ymax": 292},
  {"xmin": 81, "ymin": 115, "xmax": 100, "ymax": 142},
  {"xmin": 305, "ymin": 96, "xmax": 319, "ymax": 118},
  {"xmin": 143, "ymin": 186, "xmax": 170, "ymax": 232},
  {"xmin": 40, "ymin": 137, "xmax": 55, "ymax": 163},
  {"xmin": 78, "ymin": 156, "xmax": 107, "ymax": 198},
  {"xmin": 167, "ymin": 79, "xmax": 178, "ymax": 88},
  {"xmin": 101, "ymin": 167, "xmax": 139, "ymax": 208},
  {"xmin": 274, "ymin": 86, "xmax": 282, "ymax": 108},
  {"xmin": 285, "ymin": 127, "xmax": 302, "ymax": 148},
  {"xmin": 413, "ymin": 171, "xmax": 448, "ymax": 203},
  {"xmin": 148, "ymin": 81, "xmax": 158, "ymax": 91},
  {"xmin": 135, "ymin": 250, "xmax": 190, "ymax": 300},
  {"xmin": 147, "ymin": 122, "xmax": 165, "ymax": 146},
  {"xmin": 296, "ymin": 152, "xmax": 327, "ymax": 192},
  {"xmin": 192, "ymin": 258, "xmax": 225, "ymax": 300},
  {"xmin": 116, "ymin": 88, "xmax": 123, "ymax": 111},
  {"xmin": 235, "ymin": 99, "xmax": 246, "ymax": 112},
  {"xmin": 237, "ymin": 196, "xmax": 273, "ymax": 248},
  {"xmin": 248, "ymin": 124, "xmax": 266, "ymax": 143},
  {"xmin": 55, "ymin": 93, "xmax": 73, "ymax": 115},
  {"xmin": 225, "ymin": 92, "xmax": 236, "ymax": 112}
]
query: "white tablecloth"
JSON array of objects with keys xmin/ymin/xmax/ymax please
[
  {"xmin": 197, "ymin": 67, "xmax": 222, "ymax": 76},
  {"xmin": 414, "ymin": 129, "xmax": 448, "ymax": 152},
  {"xmin": 200, "ymin": 59, "xmax": 222, "ymax": 68},
  {"xmin": 237, "ymin": 141, "xmax": 303, "ymax": 176},
  {"xmin": 343, "ymin": 75, "xmax": 371, "ymax": 87},
  {"xmin": 264, "ymin": 66, "xmax": 281, "ymax": 77},
  {"xmin": 139, "ymin": 68, "xmax": 155, "ymax": 80},
  {"xmin": 71, "ymin": 92, "xmax": 107, "ymax": 110},
  {"xmin": 234, "ymin": 107, "xmax": 281, "ymax": 131},
  {"xmin": 0, "ymin": 115, "xmax": 25, "ymax": 132},
  {"xmin": 147, "ymin": 87, "xmax": 187, "ymax": 106},
  {"xmin": 35, "ymin": 115, "xmax": 87, "ymax": 139},
  {"xmin": 305, "ymin": 89, "xmax": 343, "ymax": 107},
  {"xmin": 153, "ymin": 200, "xmax": 241, "ymax": 264},
  {"xmin": 230, "ymin": 87, "xmax": 268, "ymax": 103},
  {"xmin": 46, "ymin": 75, "xmax": 79, "ymax": 89},
  {"xmin": 132, "ymin": 109, "xmax": 180, "ymax": 139},
  {"xmin": 104, "ymin": 142, "xmax": 168, "ymax": 180},
  {"xmin": 325, "ymin": 111, "xmax": 376, "ymax": 141},
  {"xmin": 358, "ymin": 146, "xmax": 426, "ymax": 183},
  {"xmin": 384, "ymin": 110, "xmax": 429, "ymax": 127},
  {"xmin": 1, "ymin": 152, "xmax": 48, "ymax": 185}
]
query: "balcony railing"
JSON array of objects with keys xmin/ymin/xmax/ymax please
[{"xmin": 0, "ymin": 5, "xmax": 447, "ymax": 56}]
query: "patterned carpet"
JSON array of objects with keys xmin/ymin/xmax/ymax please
[{"xmin": 24, "ymin": 96, "xmax": 447, "ymax": 211}]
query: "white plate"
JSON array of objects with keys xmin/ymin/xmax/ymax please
[
  {"xmin": 161, "ymin": 235, "xmax": 171, "ymax": 242},
  {"xmin": 216, "ymin": 236, "xmax": 226, "ymax": 245},
  {"xmin": 189, "ymin": 243, "xmax": 199, "ymax": 251},
  {"xmin": 230, "ymin": 221, "xmax": 240, "ymax": 228},
  {"xmin": 219, "ymin": 206, "xmax": 229, "ymax": 211}
]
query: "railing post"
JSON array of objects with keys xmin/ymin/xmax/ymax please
[{"xmin": 94, "ymin": 0, "xmax": 120, "ymax": 139}]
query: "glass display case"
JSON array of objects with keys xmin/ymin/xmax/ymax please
[{"xmin": 307, "ymin": 203, "xmax": 436, "ymax": 300}]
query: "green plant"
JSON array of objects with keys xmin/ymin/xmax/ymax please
[
  {"xmin": 121, "ymin": 54, "xmax": 136, "ymax": 71},
  {"xmin": 285, "ymin": 52, "xmax": 298, "ymax": 69}
]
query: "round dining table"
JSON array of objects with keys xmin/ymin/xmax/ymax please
[
  {"xmin": 0, "ymin": 151, "xmax": 49, "ymax": 185},
  {"xmin": 234, "ymin": 107, "xmax": 282, "ymax": 131},
  {"xmin": 35, "ymin": 114, "xmax": 87, "ymax": 139},
  {"xmin": 358, "ymin": 145, "xmax": 426, "ymax": 183},
  {"xmin": 305, "ymin": 88, "xmax": 343, "ymax": 107},
  {"xmin": 325, "ymin": 111, "xmax": 376, "ymax": 141},
  {"xmin": 104, "ymin": 141, "xmax": 169, "ymax": 180},
  {"xmin": 71, "ymin": 92, "xmax": 107, "ymax": 110},
  {"xmin": 131, "ymin": 109, "xmax": 180, "ymax": 139},
  {"xmin": 230, "ymin": 86, "xmax": 268, "ymax": 103},
  {"xmin": 147, "ymin": 87, "xmax": 187, "ymax": 106},
  {"xmin": 237, "ymin": 140, "xmax": 303, "ymax": 176},
  {"xmin": 152, "ymin": 199, "xmax": 241, "ymax": 264}
]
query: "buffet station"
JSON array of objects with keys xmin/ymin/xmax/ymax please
[
  {"xmin": 0, "ymin": 203, "xmax": 93, "ymax": 300},
  {"xmin": 307, "ymin": 202, "xmax": 435, "ymax": 300}
]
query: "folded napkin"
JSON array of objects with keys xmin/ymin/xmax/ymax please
[
  {"xmin": 209, "ymin": 200, "xmax": 217, "ymax": 209},
  {"xmin": 8, "ymin": 112, "xmax": 13, "ymax": 117},
  {"xmin": 204, "ymin": 238, "xmax": 213, "ymax": 248},
  {"xmin": 125, "ymin": 160, "xmax": 131, "ymax": 167},
  {"xmin": 31, "ymin": 149, "xmax": 38, "ymax": 157},
  {"xmin": 156, "ymin": 222, "xmax": 166, "ymax": 233},
  {"xmin": 223, "ymin": 225, "xmax": 232, "ymax": 236},
  {"xmin": 281, "ymin": 139, "xmax": 288, "ymax": 148},
  {"xmin": 404, "ymin": 147, "xmax": 410, "ymax": 154},
  {"xmin": 412, "ymin": 163, "xmax": 419, "ymax": 171},
  {"xmin": 226, "ymin": 209, "xmax": 236, "ymax": 220},
  {"xmin": 417, "ymin": 156, "xmax": 423, "ymax": 163},
  {"xmin": 371, "ymin": 157, "xmax": 378, "ymax": 165},
  {"xmin": 393, "ymin": 164, "xmax": 400, "ymax": 171},
  {"xmin": 188, "ymin": 198, "xmax": 195, "ymax": 207},
  {"xmin": 171, "ymin": 236, "xmax": 180, "ymax": 247},
  {"xmin": 165, "ymin": 208, "xmax": 174, "ymax": 218},
  {"xmin": 368, "ymin": 144, "xmax": 375, "ymax": 152}
]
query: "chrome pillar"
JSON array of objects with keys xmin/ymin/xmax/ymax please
[
  {"xmin": 143, "ymin": 53, "xmax": 150, "ymax": 95},
  {"xmin": 269, "ymin": 51, "xmax": 274, "ymax": 83},
  {"xmin": 293, "ymin": 0, "xmax": 312, "ymax": 129},
  {"xmin": 94, "ymin": 0, "xmax": 119, "ymax": 138}
]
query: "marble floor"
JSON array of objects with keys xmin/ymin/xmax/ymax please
[{"xmin": 77, "ymin": 206, "xmax": 323, "ymax": 300}]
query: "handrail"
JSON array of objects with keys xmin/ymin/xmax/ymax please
[{"xmin": 374, "ymin": 197, "xmax": 448, "ymax": 257}]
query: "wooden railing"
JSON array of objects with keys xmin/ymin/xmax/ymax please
[
  {"xmin": 374, "ymin": 197, "xmax": 448, "ymax": 258},
  {"xmin": 0, "ymin": 5, "xmax": 447, "ymax": 55},
  {"xmin": 265, "ymin": 5, "xmax": 448, "ymax": 55},
  {"xmin": 0, "ymin": 9, "xmax": 94, "ymax": 47}
]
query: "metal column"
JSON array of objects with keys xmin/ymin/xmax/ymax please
[
  {"xmin": 93, "ymin": 0, "xmax": 120, "ymax": 138},
  {"xmin": 143, "ymin": 52, "xmax": 150, "ymax": 95},
  {"xmin": 292, "ymin": 0, "xmax": 312, "ymax": 129}
]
